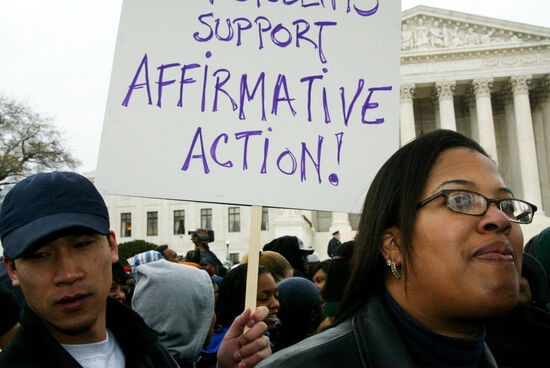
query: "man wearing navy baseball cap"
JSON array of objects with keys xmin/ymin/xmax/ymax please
[{"xmin": 0, "ymin": 172, "xmax": 271, "ymax": 368}]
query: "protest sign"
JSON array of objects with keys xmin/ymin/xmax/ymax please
[{"xmin": 96, "ymin": 0, "xmax": 401, "ymax": 214}]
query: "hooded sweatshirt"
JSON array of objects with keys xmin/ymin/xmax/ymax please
[{"xmin": 132, "ymin": 259, "xmax": 215, "ymax": 364}]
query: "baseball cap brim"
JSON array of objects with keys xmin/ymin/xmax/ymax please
[
  {"xmin": 2, "ymin": 212, "xmax": 109, "ymax": 259},
  {"xmin": 299, "ymin": 247, "xmax": 315, "ymax": 254}
]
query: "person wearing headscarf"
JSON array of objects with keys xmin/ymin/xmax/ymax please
[{"xmin": 274, "ymin": 277, "xmax": 323, "ymax": 352}]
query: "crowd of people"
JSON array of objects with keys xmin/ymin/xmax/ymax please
[{"xmin": 1, "ymin": 129, "xmax": 550, "ymax": 367}]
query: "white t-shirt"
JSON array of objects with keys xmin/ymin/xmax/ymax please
[{"xmin": 62, "ymin": 329, "xmax": 125, "ymax": 368}]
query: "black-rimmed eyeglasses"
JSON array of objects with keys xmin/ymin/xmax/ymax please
[{"xmin": 417, "ymin": 189, "xmax": 537, "ymax": 224}]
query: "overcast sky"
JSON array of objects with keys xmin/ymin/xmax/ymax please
[{"xmin": 0, "ymin": 1, "xmax": 548, "ymax": 173}]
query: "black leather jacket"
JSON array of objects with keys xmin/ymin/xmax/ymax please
[
  {"xmin": 257, "ymin": 294, "xmax": 498, "ymax": 367},
  {"xmin": 0, "ymin": 298, "xmax": 179, "ymax": 368}
]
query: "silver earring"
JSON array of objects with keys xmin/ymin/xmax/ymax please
[{"xmin": 386, "ymin": 259, "xmax": 401, "ymax": 279}]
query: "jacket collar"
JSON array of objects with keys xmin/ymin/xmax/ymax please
[
  {"xmin": 10, "ymin": 298, "xmax": 159, "ymax": 366},
  {"xmin": 353, "ymin": 294, "xmax": 416, "ymax": 367},
  {"xmin": 353, "ymin": 293, "xmax": 498, "ymax": 367}
]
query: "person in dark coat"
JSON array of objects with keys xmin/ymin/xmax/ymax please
[
  {"xmin": 327, "ymin": 230, "xmax": 341, "ymax": 258},
  {"xmin": 524, "ymin": 226, "xmax": 550, "ymax": 310},
  {"xmin": 257, "ymin": 130, "xmax": 535, "ymax": 367},
  {"xmin": 0, "ymin": 260, "xmax": 24, "ymax": 308},
  {"xmin": 186, "ymin": 229, "xmax": 227, "ymax": 277},
  {"xmin": 0, "ymin": 281, "xmax": 20, "ymax": 349},
  {"xmin": 485, "ymin": 252, "xmax": 550, "ymax": 367},
  {"xmin": 0, "ymin": 171, "xmax": 270, "ymax": 368}
]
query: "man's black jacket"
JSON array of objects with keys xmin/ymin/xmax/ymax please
[{"xmin": 0, "ymin": 297, "xmax": 178, "ymax": 368}]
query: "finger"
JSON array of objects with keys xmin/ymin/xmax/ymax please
[
  {"xmin": 237, "ymin": 335, "xmax": 271, "ymax": 367},
  {"xmin": 240, "ymin": 321, "xmax": 268, "ymax": 346},
  {"xmin": 238, "ymin": 346, "xmax": 272, "ymax": 368},
  {"xmin": 249, "ymin": 306, "xmax": 269, "ymax": 325},
  {"xmin": 225, "ymin": 308, "xmax": 252, "ymax": 340}
]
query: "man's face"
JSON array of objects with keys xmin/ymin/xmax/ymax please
[
  {"xmin": 5, "ymin": 231, "xmax": 118, "ymax": 344},
  {"xmin": 163, "ymin": 248, "xmax": 179, "ymax": 263}
]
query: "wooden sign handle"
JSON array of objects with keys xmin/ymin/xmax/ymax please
[{"xmin": 244, "ymin": 205, "xmax": 262, "ymax": 312}]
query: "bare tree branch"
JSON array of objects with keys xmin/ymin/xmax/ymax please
[{"xmin": 0, "ymin": 94, "xmax": 80, "ymax": 188}]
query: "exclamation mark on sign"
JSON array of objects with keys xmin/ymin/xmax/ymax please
[{"xmin": 328, "ymin": 132, "xmax": 343, "ymax": 186}]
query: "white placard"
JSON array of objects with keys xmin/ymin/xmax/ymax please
[{"xmin": 96, "ymin": 0, "xmax": 401, "ymax": 213}]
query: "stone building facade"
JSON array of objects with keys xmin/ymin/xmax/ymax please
[{"xmin": 96, "ymin": 6, "xmax": 550, "ymax": 262}]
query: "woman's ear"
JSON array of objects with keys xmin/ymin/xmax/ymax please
[{"xmin": 381, "ymin": 227, "xmax": 403, "ymax": 266}]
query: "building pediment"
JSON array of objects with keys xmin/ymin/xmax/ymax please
[{"xmin": 401, "ymin": 6, "xmax": 550, "ymax": 56}]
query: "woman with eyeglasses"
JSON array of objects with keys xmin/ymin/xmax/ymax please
[{"xmin": 256, "ymin": 129, "xmax": 537, "ymax": 367}]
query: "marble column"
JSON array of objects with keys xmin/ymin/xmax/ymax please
[
  {"xmin": 472, "ymin": 78, "xmax": 498, "ymax": 164},
  {"xmin": 542, "ymin": 76, "xmax": 550, "ymax": 157},
  {"xmin": 537, "ymin": 76, "xmax": 550, "ymax": 214},
  {"xmin": 502, "ymin": 92, "xmax": 522, "ymax": 194},
  {"xmin": 509, "ymin": 75, "xmax": 542, "ymax": 208},
  {"xmin": 532, "ymin": 105, "xmax": 548, "ymax": 216},
  {"xmin": 434, "ymin": 81, "xmax": 457, "ymax": 131},
  {"xmin": 466, "ymin": 90, "xmax": 479, "ymax": 142},
  {"xmin": 432, "ymin": 95, "xmax": 441, "ymax": 128},
  {"xmin": 400, "ymin": 83, "xmax": 416, "ymax": 145}
]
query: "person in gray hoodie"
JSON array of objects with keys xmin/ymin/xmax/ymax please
[{"xmin": 132, "ymin": 259, "xmax": 216, "ymax": 367}]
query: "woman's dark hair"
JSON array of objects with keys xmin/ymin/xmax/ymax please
[
  {"xmin": 333, "ymin": 130, "xmax": 489, "ymax": 325},
  {"xmin": 322, "ymin": 257, "xmax": 352, "ymax": 302},
  {"xmin": 216, "ymin": 263, "xmax": 270, "ymax": 327},
  {"xmin": 322, "ymin": 241, "xmax": 354, "ymax": 302},
  {"xmin": 310, "ymin": 259, "xmax": 331, "ymax": 280},
  {"xmin": 112, "ymin": 261, "xmax": 129, "ymax": 285},
  {"xmin": 333, "ymin": 240, "xmax": 355, "ymax": 259}
]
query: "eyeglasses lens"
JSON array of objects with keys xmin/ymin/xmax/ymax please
[
  {"xmin": 447, "ymin": 191, "xmax": 533, "ymax": 224},
  {"xmin": 447, "ymin": 191, "xmax": 484, "ymax": 215},
  {"xmin": 501, "ymin": 200, "xmax": 533, "ymax": 223}
]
